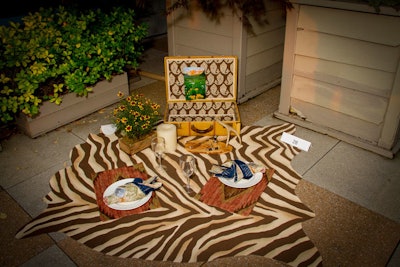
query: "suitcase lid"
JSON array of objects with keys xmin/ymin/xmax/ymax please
[{"xmin": 164, "ymin": 56, "xmax": 238, "ymax": 103}]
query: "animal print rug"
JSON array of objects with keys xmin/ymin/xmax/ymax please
[{"xmin": 16, "ymin": 123, "xmax": 322, "ymax": 266}]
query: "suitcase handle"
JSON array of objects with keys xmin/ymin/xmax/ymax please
[{"xmin": 191, "ymin": 124, "xmax": 213, "ymax": 134}]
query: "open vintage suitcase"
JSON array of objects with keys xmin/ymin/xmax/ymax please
[{"xmin": 164, "ymin": 56, "xmax": 241, "ymax": 136}]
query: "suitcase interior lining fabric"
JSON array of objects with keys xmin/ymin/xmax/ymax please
[{"xmin": 165, "ymin": 56, "xmax": 239, "ymax": 124}]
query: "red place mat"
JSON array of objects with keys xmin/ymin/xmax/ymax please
[
  {"xmin": 92, "ymin": 164, "xmax": 161, "ymax": 221},
  {"xmin": 198, "ymin": 168, "xmax": 274, "ymax": 216}
]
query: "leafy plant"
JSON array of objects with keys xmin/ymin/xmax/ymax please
[
  {"xmin": 167, "ymin": 0, "xmax": 293, "ymax": 33},
  {"xmin": 167, "ymin": 0, "xmax": 399, "ymax": 33},
  {"xmin": 365, "ymin": 0, "xmax": 400, "ymax": 12},
  {"xmin": 113, "ymin": 92, "xmax": 161, "ymax": 140},
  {"xmin": 0, "ymin": 6, "xmax": 148, "ymax": 124}
]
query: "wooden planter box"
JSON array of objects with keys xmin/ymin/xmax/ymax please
[
  {"xmin": 17, "ymin": 73, "xmax": 129, "ymax": 138},
  {"xmin": 167, "ymin": 0, "xmax": 286, "ymax": 103},
  {"xmin": 275, "ymin": 0, "xmax": 400, "ymax": 158},
  {"xmin": 119, "ymin": 132, "xmax": 157, "ymax": 156}
]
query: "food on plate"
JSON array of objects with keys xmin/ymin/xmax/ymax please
[{"xmin": 104, "ymin": 183, "xmax": 146, "ymax": 205}]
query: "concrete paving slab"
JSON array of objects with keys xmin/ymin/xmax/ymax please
[
  {"xmin": 138, "ymin": 48, "xmax": 168, "ymax": 76},
  {"xmin": 302, "ymin": 140, "xmax": 400, "ymax": 223},
  {"xmin": 253, "ymin": 114, "xmax": 284, "ymax": 127},
  {"xmin": 254, "ymin": 115, "xmax": 339, "ymax": 175},
  {"xmin": 63, "ymin": 105, "xmax": 117, "ymax": 140},
  {"xmin": 291, "ymin": 126, "xmax": 340, "ymax": 176},
  {"xmin": 20, "ymin": 244, "xmax": 76, "ymax": 267},
  {"xmin": 368, "ymin": 168, "xmax": 400, "ymax": 223},
  {"xmin": 0, "ymin": 130, "xmax": 80, "ymax": 189},
  {"xmin": 49, "ymin": 232, "xmax": 69, "ymax": 243},
  {"xmin": 8, "ymin": 163, "xmax": 65, "ymax": 217},
  {"xmin": 388, "ymin": 243, "xmax": 400, "ymax": 267},
  {"xmin": 132, "ymin": 76, "xmax": 160, "ymax": 89}
]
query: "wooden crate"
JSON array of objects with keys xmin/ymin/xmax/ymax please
[{"xmin": 164, "ymin": 56, "xmax": 241, "ymax": 136}]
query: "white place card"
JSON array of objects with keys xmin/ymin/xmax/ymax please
[{"xmin": 280, "ymin": 132, "xmax": 311, "ymax": 152}]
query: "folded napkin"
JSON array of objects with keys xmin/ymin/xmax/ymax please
[
  {"xmin": 197, "ymin": 168, "xmax": 274, "ymax": 216},
  {"xmin": 211, "ymin": 160, "xmax": 266, "ymax": 182},
  {"xmin": 92, "ymin": 164, "xmax": 161, "ymax": 221}
]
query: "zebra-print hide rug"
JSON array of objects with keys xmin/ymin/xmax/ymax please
[{"xmin": 16, "ymin": 123, "xmax": 322, "ymax": 266}]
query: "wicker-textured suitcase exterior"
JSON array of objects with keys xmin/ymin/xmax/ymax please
[{"xmin": 164, "ymin": 56, "xmax": 241, "ymax": 136}]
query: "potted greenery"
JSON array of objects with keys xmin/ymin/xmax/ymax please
[
  {"xmin": 113, "ymin": 92, "xmax": 161, "ymax": 155},
  {"xmin": 167, "ymin": 0, "xmax": 292, "ymax": 33},
  {"xmin": 0, "ymin": 5, "xmax": 148, "ymax": 137},
  {"xmin": 167, "ymin": 0, "xmax": 398, "ymax": 30}
]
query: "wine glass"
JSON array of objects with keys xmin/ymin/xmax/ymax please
[
  {"xmin": 179, "ymin": 154, "xmax": 196, "ymax": 195},
  {"xmin": 151, "ymin": 137, "xmax": 166, "ymax": 170}
]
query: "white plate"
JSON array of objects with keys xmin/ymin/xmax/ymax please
[
  {"xmin": 103, "ymin": 178, "xmax": 152, "ymax": 210},
  {"xmin": 218, "ymin": 172, "xmax": 263, "ymax": 189}
]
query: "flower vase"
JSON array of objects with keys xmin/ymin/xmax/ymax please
[{"xmin": 118, "ymin": 132, "xmax": 157, "ymax": 155}]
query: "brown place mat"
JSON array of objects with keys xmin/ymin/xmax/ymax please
[
  {"xmin": 197, "ymin": 168, "xmax": 274, "ymax": 216},
  {"xmin": 93, "ymin": 164, "xmax": 161, "ymax": 221}
]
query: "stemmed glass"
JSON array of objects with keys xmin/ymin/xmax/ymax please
[
  {"xmin": 151, "ymin": 137, "xmax": 166, "ymax": 171},
  {"xmin": 179, "ymin": 154, "xmax": 196, "ymax": 195}
]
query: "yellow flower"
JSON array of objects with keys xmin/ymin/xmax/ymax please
[{"xmin": 113, "ymin": 93, "xmax": 161, "ymax": 139}]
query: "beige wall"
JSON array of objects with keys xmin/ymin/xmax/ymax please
[
  {"xmin": 278, "ymin": 1, "xmax": 400, "ymax": 157},
  {"xmin": 167, "ymin": 0, "xmax": 286, "ymax": 103}
]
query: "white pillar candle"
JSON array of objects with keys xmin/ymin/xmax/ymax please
[{"xmin": 156, "ymin": 123, "xmax": 177, "ymax": 153}]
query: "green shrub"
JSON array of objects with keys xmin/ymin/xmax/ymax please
[
  {"xmin": 0, "ymin": 6, "xmax": 148, "ymax": 124},
  {"xmin": 365, "ymin": 0, "xmax": 400, "ymax": 11}
]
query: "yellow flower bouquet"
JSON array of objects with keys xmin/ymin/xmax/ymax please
[{"xmin": 113, "ymin": 92, "xmax": 161, "ymax": 140}]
